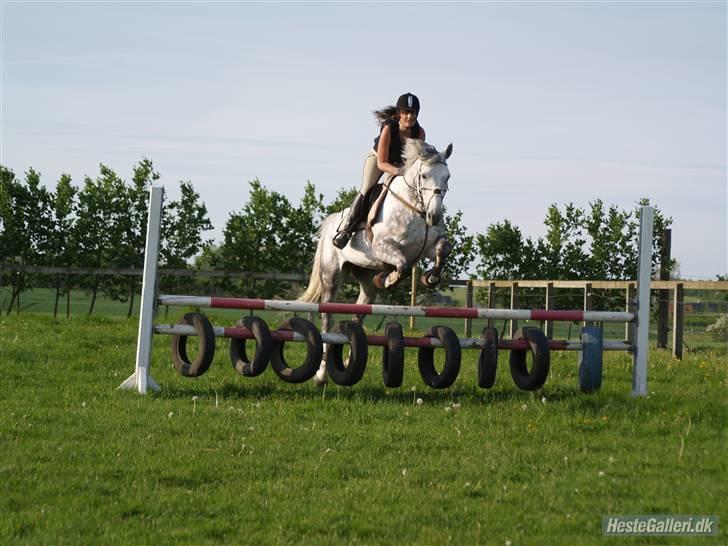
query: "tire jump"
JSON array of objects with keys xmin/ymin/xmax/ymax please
[{"xmin": 164, "ymin": 309, "xmax": 607, "ymax": 392}]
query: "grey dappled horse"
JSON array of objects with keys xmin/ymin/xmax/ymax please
[{"xmin": 299, "ymin": 139, "xmax": 453, "ymax": 385}]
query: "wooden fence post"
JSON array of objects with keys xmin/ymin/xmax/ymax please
[
  {"xmin": 487, "ymin": 282, "xmax": 496, "ymax": 328},
  {"xmin": 510, "ymin": 281, "xmax": 519, "ymax": 338},
  {"xmin": 657, "ymin": 229, "xmax": 672, "ymax": 348},
  {"xmin": 545, "ymin": 282, "xmax": 554, "ymax": 339},
  {"xmin": 464, "ymin": 280, "xmax": 473, "ymax": 337},
  {"xmin": 409, "ymin": 265, "xmax": 417, "ymax": 332},
  {"xmin": 672, "ymin": 282, "xmax": 684, "ymax": 360},
  {"xmin": 583, "ymin": 282, "xmax": 593, "ymax": 327}
]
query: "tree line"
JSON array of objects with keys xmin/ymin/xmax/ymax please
[{"xmin": 1, "ymin": 159, "xmax": 671, "ymax": 314}]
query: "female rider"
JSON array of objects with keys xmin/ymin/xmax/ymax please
[{"xmin": 332, "ymin": 92, "xmax": 426, "ymax": 249}]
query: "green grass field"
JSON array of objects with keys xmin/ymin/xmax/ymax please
[{"xmin": 1, "ymin": 312, "xmax": 726, "ymax": 545}]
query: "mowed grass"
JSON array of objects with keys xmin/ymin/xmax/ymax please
[{"xmin": 1, "ymin": 312, "xmax": 726, "ymax": 546}]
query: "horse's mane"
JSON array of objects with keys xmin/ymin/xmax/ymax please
[{"xmin": 402, "ymin": 139, "xmax": 442, "ymax": 171}]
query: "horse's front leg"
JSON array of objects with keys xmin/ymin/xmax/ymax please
[
  {"xmin": 421, "ymin": 235, "xmax": 451, "ymax": 288},
  {"xmin": 370, "ymin": 238, "xmax": 410, "ymax": 289},
  {"xmin": 351, "ymin": 270, "xmax": 377, "ymax": 326}
]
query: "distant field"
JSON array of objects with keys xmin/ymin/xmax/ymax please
[{"xmin": 1, "ymin": 313, "xmax": 726, "ymax": 545}]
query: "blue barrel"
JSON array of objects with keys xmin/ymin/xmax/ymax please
[{"xmin": 579, "ymin": 326, "xmax": 603, "ymax": 393}]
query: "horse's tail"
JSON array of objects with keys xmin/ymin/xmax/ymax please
[{"xmin": 298, "ymin": 224, "xmax": 327, "ymax": 303}]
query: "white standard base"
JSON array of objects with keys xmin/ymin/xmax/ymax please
[{"xmin": 118, "ymin": 370, "xmax": 160, "ymax": 394}]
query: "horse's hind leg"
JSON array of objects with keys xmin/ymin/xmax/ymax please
[
  {"xmin": 327, "ymin": 270, "xmax": 375, "ymax": 373},
  {"xmin": 313, "ymin": 269, "xmax": 341, "ymax": 387}
]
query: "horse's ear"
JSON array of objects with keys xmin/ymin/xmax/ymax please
[{"xmin": 443, "ymin": 143, "xmax": 453, "ymax": 160}]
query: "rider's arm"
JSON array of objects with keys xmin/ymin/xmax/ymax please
[{"xmin": 376, "ymin": 125, "xmax": 402, "ymax": 176}]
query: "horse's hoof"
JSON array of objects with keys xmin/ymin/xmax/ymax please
[
  {"xmin": 373, "ymin": 272, "xmax": 388, "ymax": 289},
  {"xmin": 313, "ymin": 368, "xmax": 328, "ymax": 386},
  {"xmin": 384, "ymin": 272, "xmax": 402, "ymax": 289}
]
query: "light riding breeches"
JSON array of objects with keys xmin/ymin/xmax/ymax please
[{"xmin": 359, "ymin": 150, "xmax": 382, "ymax": 196}]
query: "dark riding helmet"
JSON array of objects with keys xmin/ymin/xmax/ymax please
[{"xmin": 396, "ymin": 92, "xmax": 420, "ymax": 115}]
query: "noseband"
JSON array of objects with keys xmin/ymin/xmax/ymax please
[{"xmin": 410, "ymin": 161, "xmax": 448, "ymax": 217}]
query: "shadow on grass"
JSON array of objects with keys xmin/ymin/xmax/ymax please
[{"xmin": 149, "ymin": 379, "xmax": 631, "ymax": 411}]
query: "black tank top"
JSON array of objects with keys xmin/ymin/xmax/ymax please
[{"xmin": 373, "ymin": 119, "xmax": 422, "ymax": 166}]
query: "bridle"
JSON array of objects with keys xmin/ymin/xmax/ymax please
[
  {"xmin": 385, "ymin": 160, "xmax": 448, "ymax": 221},
  {"xmin": 383, "ymin": 159, "xmax": 448, "ymax": 260}
]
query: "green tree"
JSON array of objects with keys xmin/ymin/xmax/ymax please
[
  {"xmin": 474, "ymin": 219, "xmax": 546, "ymax": 309},
  {"xmin": 161, "ymin": 180, "xmax": 214, "ymax": 299},
  {"xmin": 629, "ymin": 198, "xmax": 673, "ymax": 278},
  {"xmin": 24, "ymin": 168, "xmax": 56, "ymax": 266},
  {"xmin": 115, "ymin": 160, "xmax": 160, "ymax": 316},
  {"xmin": 0, "ymin": 166, "xmax": 30, "ymax": 312},
  {"xmin": 475, "ymin": 220, "xmax": 525, "ymax": 280},
  {"xmin": 74, "ymin": 164, "xmax": 130, "ymax": 314},
  {"xmin": 438, "ymin": 210, "xmax": 475, "ymax": 285},
  {"xmin": 49, "ymin": 174, "xmax": 78, "ymax": 316},
  {"xmin": 162, "ymin": 181, "xmax": 213, "ymax": 268},
  {"xmin": 584, "ymin": 200, "xmax": 632, "ymax": 279},
  {"xmin": 51, "ymin": 174, "xmax": 77, "ymax": 266},
  {"xmin": 0, "ymin": 168, "xmax": 55, "ymax": 312},
  {"xmin": 474, "ymin": 199, "xmax": 673, "ymax": 312},
  {"xmin": 220, "ymin": 179, "xmax": 306, "ymax": 298},
  {"xmin": 280, "ymin": 181, "xmax": 325, "ymax": 279},
  {"xmin": 0, "ymin": 166, "xmax": 26, "ymax": 265},
  {"xmin": 542, "ymin": 203, "xmax": 589, "ymax": 279}
]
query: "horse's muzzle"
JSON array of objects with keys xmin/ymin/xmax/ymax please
[{"xmin": 426, "ymin": 211, "xmax": 441, "ymax": 226}]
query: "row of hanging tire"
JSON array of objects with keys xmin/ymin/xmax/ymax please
[{"xmin": 170, "ymin": 312, "xmax": 551, "ymax": 391}]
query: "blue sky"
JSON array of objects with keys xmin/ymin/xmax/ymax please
[{"xmin": 2, "ymin": 1, "xmax": 726, "ymax": 279}]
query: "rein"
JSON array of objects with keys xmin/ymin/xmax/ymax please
[{"xmin": 384, "ymin": 181, "xmax": 426, "ymax": 219}]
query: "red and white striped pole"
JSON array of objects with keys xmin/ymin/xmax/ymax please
[{"xmin": 157, "ymin": 295, "xmax": 635, "ymax": 323}]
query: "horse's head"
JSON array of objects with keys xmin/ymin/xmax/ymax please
[{"xmin": 401, "ymin": 140, "xmax": 453, "ymax": 226}]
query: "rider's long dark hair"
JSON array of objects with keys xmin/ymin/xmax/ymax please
[{"xmin": 372, "ymin": 105, "xmax": 399, "ymax": 124}]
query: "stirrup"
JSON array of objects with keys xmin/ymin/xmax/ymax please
[{"xmin": 332, "ymin": 231, "xmax": 351, "ymax": 249}]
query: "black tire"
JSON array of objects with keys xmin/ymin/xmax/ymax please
[
  {"xmin": 382, "ymin": 322, "xmax": 405, "ymax": 388},
  {"xmin": 509, "ymin": 327, "xmax": 550, "ymax": 391},
  {"xmin": 171, "ymin": 312, "xmax": 216, "ymax": 377},
  {"xmin": 478, "ymin": 327, "xmax": 499, "ymax": 388},
  {"xmin": 326, "ymin": 321, "xmax": 368, "ymax": 386},
  {"xmin": 270, "ymin": 317, "xmax": 323, "ymax": 384},
  {"xmin": 417, "ymin": 325, "xmax": 461, "ymax": 389},
  {"xmin": 229, "ymin": 316, "xmax": 272, "ymax": 377}
]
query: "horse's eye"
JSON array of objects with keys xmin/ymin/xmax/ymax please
[{"xmin": 422, "ymin": 174, "xmax": 428, "ymax": 179}]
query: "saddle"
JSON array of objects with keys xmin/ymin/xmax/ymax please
[{"xmin": 354, "ymin": 173, "xmax": 395, "ymax": 242}]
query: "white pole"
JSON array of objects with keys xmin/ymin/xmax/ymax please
[
  {"xmin": 119, "ymin": 186, "xmax": 164, "ymax": 394},
  {"xmin": 632, "ymin": 205, "xmax": 654, "ymax": 396}
]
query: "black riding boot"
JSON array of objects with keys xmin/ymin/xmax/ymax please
[{"xmin": 333, "ymin": 193, "xmax": 366, "ymax": 249}]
